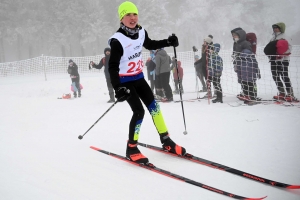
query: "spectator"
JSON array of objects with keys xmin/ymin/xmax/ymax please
[
  {"xmin": 232, "ymin": 29, "xmax": 260, "ymax": 102},
  {"xmin": 201, "ymin": 37, "xmax": 216, "ymax": 98},
  {"xmin": 208, "ymin": 43, "xmax": 223, "ymax": 103},
  {"xmin": 67, "ymin": 59, "xmax": 81, "ymax": 98},
  {"xmin": 265, "ymin": 22, "xmax": 298, "ymax": 102},
  {"xmin": 90, "ymin": 47, "xmax": 115, "ymax": 103},
  {"xmin": 155, "ymin": 48, "xmax": 173, "ymax": 101},
  {"xmin": 171, "ymin": 57, "xmax": 184, "ymax": 94},
  {"xmin": 145, "ymin": 53, "xmax": 156, "ymax": 92},
  {"xmin": 194, "ymin": 54, "xmax": 207, "ymax": 92},
  {"xmin": 200, "ymin": 37, "xmax": 213, "ymax": 80},
  {"xmin": 149, "ymin": 50, "xmax": 164, "ymax": 99},
  {"xmin": 231, "ymin": 27, "xmax": 244, "ymax": 98}
]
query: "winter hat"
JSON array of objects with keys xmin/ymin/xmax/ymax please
[
  {"xmin": 104, "ymin": 47, "xmax": 111, "ymax": 54},
  {"xmin": 208, "ymin": 34, "xmax": 213, "ymax": 39},
  {"xmin": 204, "ymin": 37, "xmax": 212, "ymax": 44},
  {"xmin": 213, "ymin": 43, "xmax": 221, "ymax": 52},
  {"xmin": 272, "ymin": 22, "xmax": 285, "ymax": 33},
  {"xmin": 118, "ymin": 1, "xmax": 138, "ymax": 20},
  {"xmin": 276, "ymin": 40, "xmax": 289, "ymax": 55},
  {"xmin": 194, "ymin": 55, "xmax": 200, "ymax": 59},
  {"xmin": 69, "ymin": 59, "xmax": 73, "ymax": 63}
]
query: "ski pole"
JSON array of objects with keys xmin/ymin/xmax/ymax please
[
  {"xmin": 78, "ymin": 100, "xmax": 119, "ymax": 140},
  {"xmin": 172, "ymin": 33, "xmax": 188, "ymax": 135}
]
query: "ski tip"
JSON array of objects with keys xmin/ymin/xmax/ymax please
[
  {"xmin": 245, "ymin": 196, "xmax": 267, "ymax": 200},
  {"xmin": 286, "ymin": 185, "xmax": 300, "ymax": 189},
  {"xmin": 90, "ymin": 146, "xmax": 101, "ymax": 151}
]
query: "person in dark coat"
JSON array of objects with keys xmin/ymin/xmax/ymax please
[
  {"xmin": 67, "ymin": 59, "xmax": 81, "ymax": 98},
  {"xmin": 194, "ymin": 55, "xmax": 207, "ymax": 92},
  {"xmin": 90, "ymin": 47, "xmax": 115, "ymax": 103},
  {"xmin": 145, "ymin": 55, "xmax": 156, "ymax": 92},
  {"xmin": 232, "ymin": 29, "xmax": 260, "ymax": 101},
  {"xmin": 155, "ymin": 48, "xmax": 173, "ymax": 101}
]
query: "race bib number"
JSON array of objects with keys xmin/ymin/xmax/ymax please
[{"xmin": 127, "ymin": 60, "xmax": 144, "ymax": 74}]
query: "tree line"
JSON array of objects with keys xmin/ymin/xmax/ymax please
[{"xmin": 0, "ymin": 0, "xmax": 298, "ymax": 62}]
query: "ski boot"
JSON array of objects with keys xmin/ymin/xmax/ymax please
[
  {"xmin": 212, "ymin": 91, "xmax": 223, "ymax": 103},
  {"xmin": 160, "ymin": 132, "xmax": 186, "ymax": 156},
  {"xmin": 126, "ymin": 140, "xmax": 149, "ymax": 164}
]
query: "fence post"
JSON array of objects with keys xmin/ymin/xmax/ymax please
[{"xmin": 42, "ymin": 54, "xmax": 47, "ymax": 81}]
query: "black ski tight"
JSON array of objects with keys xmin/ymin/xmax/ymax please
[
  {"xmin": 271, "ymin": 61, "xmax": 292, "ymax": 92},
  {"xmin": 207, "ymin": 76, "xmax": 222, "ymax": 93}
]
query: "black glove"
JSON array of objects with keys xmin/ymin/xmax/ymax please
[
  {"xmin": 89, "ymin": 61, "xmax": 95, "ymax": 70},
  {"xmin": 115, "ymin": 87, "xmax": 131, "ymax": 102},
  {"xmin": 192, "ymin": 46, "xmax": 198, "ymax": 52},
  {"xmin": 167, "ymin": 35, "xmax": 179, "ymax": 47}
]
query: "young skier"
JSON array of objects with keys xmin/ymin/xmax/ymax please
[
  {"xmin": 108, "ymin": 1, "xmax": 186, "ymax": 164},
  {"xmin": 67, "ymin": 59, "xmax": 81, "ymax": 98}
]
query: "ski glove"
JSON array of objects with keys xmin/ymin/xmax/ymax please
[
  {"xmin": 115, "ymin": 87, "xmax": 131, "ymax": 102},
  {"xmin": 167, "ymin": 35, "xmax": 179, "ymax": 47}
]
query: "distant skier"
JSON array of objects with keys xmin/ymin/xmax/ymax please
[
  {"xmin": 67, "ymin": 59, "xmax": 81, "ymax": 98},
  {"xmin": 90, "ymin": 47, "xmax": 115, "ymax": 103}
]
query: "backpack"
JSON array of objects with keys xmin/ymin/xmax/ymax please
[
  {"xmin": 264, "ymin": 40, "xmax": 289, "ymax": 56},
  {"xmin": 246, "ymin": 33, "xmax": 257, "ymax": 54}
]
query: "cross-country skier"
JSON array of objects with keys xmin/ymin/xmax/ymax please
[{"xmin": 108, "ymin": 1, "xmax": 186, "ymax": 164}]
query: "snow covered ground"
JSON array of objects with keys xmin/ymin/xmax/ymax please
[{"xmin": 1, "ymin": 71, "xmax": 300, "ymax": 200}]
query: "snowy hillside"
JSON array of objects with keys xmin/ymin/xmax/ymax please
[{"xmin": 0, "ymin": 72, "xmax": 300, "ymax": 200}]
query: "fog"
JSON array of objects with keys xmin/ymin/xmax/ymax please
[{"xmin": 0, "ymin": 0, "xmax": 299, "ymax": 62}]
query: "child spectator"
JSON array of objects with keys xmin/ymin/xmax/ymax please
[
  {"xmin": 207, "ymin": 43, "xmax": 223, "ymax": 103},
  {"xmin": 171, "ymin": 57, "xmax": 184, "ymax": 94},
  {"xmin": 67, "ymin": 59, "xmax": 81, "ymax": 98}
]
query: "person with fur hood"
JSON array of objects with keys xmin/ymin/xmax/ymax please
[
  {"xmin": 201, "ymin": 36, "xmax": 218, "ymax": 99},
  {"xmin": 264, "ymin": 22, "xmax": 298, "ymax": 102}
]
